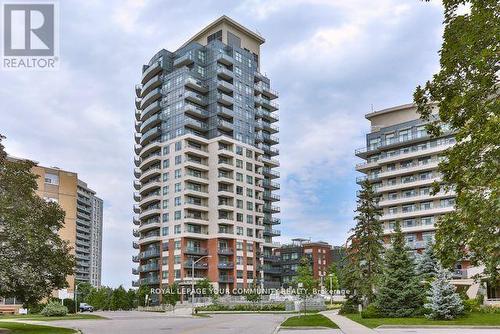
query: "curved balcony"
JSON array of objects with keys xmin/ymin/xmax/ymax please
[
  {"xmin": 140, "ymin": 113, "xmax": 162, "ymax": 133},
  {"xmin": 134, "ymin": 168, "xmax": 141, "ymax": 178},
  {"xmin": 140, "ymin": 88, "xmax": 161, "ymax": 111},
  {"xmin": 260, "ymin": 156, "xmax": 280, "ymax": 167},
  {"xmin": 139, "ymin": 193, "xmax": 161, "ymax": 208},
  {"xmin": 139, "ymin": 262, "xmax": 160, "ymax": 272},
  {"xmin": 263, "ymin": 228, "xmax": 281, "ymax": 237},
  {"xmin": 139, "ymin": 248, "xmax": 161, "ymax": 260},
  {"xmin": 134, "ymin": 133, "xmax": 142, "ymax": 144},
  {"xmin": 139, "ymin": 166, "xmax": 161, "ymax": 183},
  {"xmin": 262, "ymin": 86, "xmax": 279, "ymax": 100},
  {"xmin": 140, "ymin": 126, "xmax": 161, "ymax": 146},
  {"xmin": 262, "ymin": 179, "xmax": 280, "ymax": 190},
  {"xmin": 134, "ymin": 156, "xmax": 141, "ymax": 167},
  {"xmin": 139, "ymin": 178, "xmax": 161, "ymax": 195},
  {"xmin": 141, "ymin": 100, "xmax": 161, "ymax": 122},
  {"xmin": 139, "ymin": 207, "xmax": 161, "ymax": 221},
  {"xmin": 137, "ymin": 217, "xmax": 161, "ymax": 231},
  {"xmin": 139, "ymin": 140, "xmax": 161, "ymax": 159},
  {"xmin": 135, "ymin": 84, "xmax": 142, "ymax": 97},
  {"xmin": 133, "ymin": 192, "xmax": 141, "ymax": 202},
  {"xmin": 263, "ymin": 134, "xmax": 279, "ymax": 145},
  {"xmin": 138, "ymin": 234, "xmax": 161, "ymax": 245},
  {"xmin": 133, "ymin": 215, "xmax": 140, "ymax": 225},
  {"xmin": 133, "ymin": 241, "xmax": 139, "ymax": 249},
  {"xmin": 141, "ymin": 74, "xmax": 162, "ymax": 98},
  {"xmin": 141, "ymin": 61, "xmax": 162, "ymax": 85},
  {"xmin": 135, "ymin": 97, "xmax": 141, "ymax": 109},
  {"xmin": 133, "ymin": 204, "xmax": 141, "ymax": 214},
  {"xmin": 135, "ymin": 109, "xmax": 141, "ymax": 121},
  {"xmin": 134, "ymin": 144, "xmax": 142, "ymax": 155},
  {"xmin": 133, "ymin": 180, "xmax": 141, "ymax": 190},
  {"xmin": 139, "ymin": 152, "xmax": 161, "ymax": 170},
  {"xmin": 133, "ymin": 229, "xmax": 140, "ymax": 237},
  {"xmin": 263, "ymin": 167, "xmax": 280, "ymax": 179},
  {"xmin": 135, "ymin": 120, "xmax": 142, "ymax": 132}
]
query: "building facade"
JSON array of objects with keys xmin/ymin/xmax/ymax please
[
  {"xmin": 355, "ymin": 103, "xmax": 456, "ymax": 252},
  {"xmin": 132, "ymin": 16, "xmax": 280, "ymax": 298},
  {"xmin": 0, "ymin": 158, "xmax": 103, "ymax": 313},
  {"xmin": 32, "ymin": 164, "xmax": 104, "ymax": 289},
  {"xmin": 274, "ymin": 239, "xmax": 334, "ymax": 287}
]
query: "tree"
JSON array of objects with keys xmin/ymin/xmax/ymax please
[
  {"xmin": 346, "ymin": 179, "xmax": 384, "ymax": 305},
  {"xmin": 414, "ymin": 0, "xmax": 500, "ymax": 280},
  {"xmin": 375, "ymin": 223, "xmax": 423, "ymax": 317},
  {"xmin": 136, "ymin": 284, "xmax": 150, "ymax": 307},
  {"xmin": 416, "ymin": 242, "xmax": 440, "ymax": 281},
  {"xmin": 162, "ymin": 283, "xmax": 180, "ymax": 311},
  {"xmin": 195, "ymin": 278, "xmax": 215, "ymax": 298},
  {"xmin": 294, "ymin": 257, "xmax": 317, "ymax": 315},
  {"xmin": 76, "ymin": 282, "xmax": 93, "ymax": 304},
  {"xmin": 0, "ymin": 135, "xmax": 75, "ymax": 305},
  {"xmin": 425, "ymin": 265, "xmax": 464, "ymax": 320},
  {"xmin": 86, "ymin": 287, "xmax": 112, "ymax": 310},
  {"xmin": 325, "ymin": 265, "xmax": 340, "ymax": 293},
  {"xmin": 126, "ymin": 288, "xmax": 137, "ymax": 309},
  {"xmin": 110, "ymin": 285, "xmax": 130, "ymax": 310}
]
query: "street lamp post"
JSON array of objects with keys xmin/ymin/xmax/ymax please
[
  {"xmin": 191, "ymin": 255, "xmax": 211, "ymax": 314},
  {"xmin": 328, "ymin": 274, "xmax": 333, "ymax": 305},
  {"xmin": 74, "ymin": 283, "xmax": 79, "ymax": 314}
]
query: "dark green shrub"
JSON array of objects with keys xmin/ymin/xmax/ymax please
[
  {"xmin": 361, "ymin": 304, "xmax": 380, "ymax": 318},
  {"xmin": 41, "ymin": 301, "xmax": 68, "ymax": 316},
  {"xmin": 339, "ymin": 298, "xmax": 358, "ymax": 315},
  {"xmin": 63, "ymin": 298, "xmax": 76, "ymax": 313}
]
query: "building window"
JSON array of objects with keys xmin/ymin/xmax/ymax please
[
  {"xmin": 162, "ymin": 213, "xmax": 169, "ymax": 222},
  {"xmin": 163, "ymin": 159, "xmax": 170, "ymax": 168},
  {"xmin": 163, "ymin": 172, "xmax": 169, "ymax": 181},
  {"xmin": 174, "ymin": 225, "xmax": 181, "ymax": 234},
  {"xmin": 163, "ymin": 145, "xmax": 170, "ymax": 155},
  {"xmin": 174, "ymin": 210, "xmax": 181, "ymax": 220},
  {"xmin": 44, "ymin": 173, "xmax": 59, "ymax": 185},
  {"xmin": 175, "ymin": 155, "xmax": 182, "ymax": 165},
  {"xmin": 207, "ymin": 29, "xmax": 222, "ymax": 43},
  {"xmin": 174, "ymin": 169, "xmax": 181, "ymax": 179}
]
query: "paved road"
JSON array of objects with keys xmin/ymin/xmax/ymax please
[{"xmin": 48, "ymin": 311, "xmax": 287, "ymax": 334}]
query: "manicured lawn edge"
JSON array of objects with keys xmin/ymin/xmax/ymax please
[
  {"xmin": 0, "ymin": 321, "xmax": 77, "ymax": 333},
  {"xmin": 0, "ymin": 314, "xmax": 106, "ymax": 321},
  {"xmin": 281, "ymin": 314, "xmax": 339, "ymax": 328},
  {"xmin": 345, "ymin": 312, "xmax": 500, "ymax": 328}
]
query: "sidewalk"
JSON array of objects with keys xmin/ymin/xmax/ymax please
[{"xmin": 320, "ymin": 311, "xmax": 376, "ymax": 334}]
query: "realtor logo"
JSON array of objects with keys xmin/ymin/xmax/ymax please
[{"xmin": 2, "ymin": 2, "xmax": 59, "ymax": 70}]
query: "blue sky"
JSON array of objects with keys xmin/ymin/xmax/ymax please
[{"xmin": 0, "ymin": 0, "xmax": 444, "ymax": 288}]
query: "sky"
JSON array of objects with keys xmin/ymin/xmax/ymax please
[{"xmin": 0, "ymin": 0, "xmax": 445, "ymax": 288}]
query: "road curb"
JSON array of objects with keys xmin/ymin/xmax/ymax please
[{"xmin": 377, "ymin": 325, "xmax": 500, "ymax": 329}]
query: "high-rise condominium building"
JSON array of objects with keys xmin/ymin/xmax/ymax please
[
  {"xmin": 32, "ymin": 164, "xmax": 104, "ymax": 289},
  {"xmin": 132, "ymin": 16, "xmax": 280, "ymax": 299},
  {"xmin": 0, "ymin": 158, "xmax": 103, "ymax": 313},
  {"xmin": 355, "ymin": 104, "xmax": 456, "ymax": 252}
]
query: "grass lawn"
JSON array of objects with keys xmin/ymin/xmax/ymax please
[
  {"xmin": 0, "ymin": 321, "xmax": 76, "ymax": 333},
  {"xmin": 346, "ymin": 312, "xmax": 500, "ymax": 328},
  {"xmin": 0, "ymin": 314, "xmax": 105, "ymax": 321},
  {"xmin": 281, "ymin": 314, "xmax": 339, "ymax": 328}
]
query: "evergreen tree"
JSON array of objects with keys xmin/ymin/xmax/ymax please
[
  {"xmin": 346, "ymin": 179, "xmax": 384, "ymax": 304},
  {"xmin": 136, "ymin": 285, "xmax": 150, "ymax": 307},
  {"xmin": 126, "ymin": 288, "xmax": 137, "ymax": 309},
  {"xmin": 375, "ymin": 223, "xmax": 423, "ymax": 317},
  {"xmin": 416, "ymin": 242, "xmax": 439, "ymax": 281},
  {"xmin": 110, "ymin": 285, "xmax": 129, "ymax": 310},
  {"xmin": 325, "ymin": 265, "xmax": 340, "ymax": 293},
  {"xmin": 425, "ymin": 265, "xmax": 464, "ymax": 320}
]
